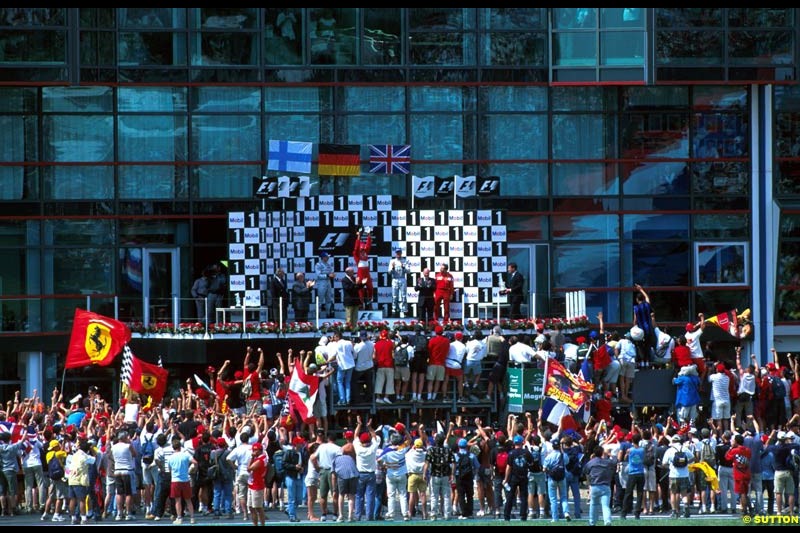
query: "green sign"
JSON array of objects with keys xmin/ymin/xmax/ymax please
[{"xmin": 506, "ymin": 366, "xmax": 544, "ymax": 413}]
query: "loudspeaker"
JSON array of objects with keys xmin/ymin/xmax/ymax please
[{"xmin": 632, "ymin": 369, "xmax": 674, "ymax": 406}]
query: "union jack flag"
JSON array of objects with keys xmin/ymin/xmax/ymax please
[{"xmin": 368, "ymin": 144, "xmax": 411, "ymax": 175}]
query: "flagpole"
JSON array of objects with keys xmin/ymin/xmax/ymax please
[
  {"xmin": 539, "ymin": 355, "xmax": 549, "ymax": 412},
  {"xmin": 59, "ymin": 365, "xmax": 67, "ymax": 400}
]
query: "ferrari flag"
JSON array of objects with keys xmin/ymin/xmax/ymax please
[
  {"xmin": 120, "ymin": 345, "xmax": 168, "ymax": 405},
  {"xmin": 287, "ymin": 363, "xmax": 319, "ymax": 423},
  {"xmin": 65, "ymin": 309, "xmax": 131, "ymax": 369},
  {"xmin": 543, "ymin": 358, "xmax": 594, "ymax": 411}
]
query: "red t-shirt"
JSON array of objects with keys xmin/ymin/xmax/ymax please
[
  {"xmin": 725, "ymin": 444, "xmax": 752, "ymax": 480},
  {"xmin": 791, "ymin": 379, "xmax": 800, "ymax": 402},
  {"xmin": 672, "ymin": 345, "xmax": 692, "ymax": 368},
  {"xmin": 593, "ymin": 398, "xmax": 612, "ymax": 424},
  {"xmin": 248, "ymin": 454, "xmax": 267, "ymax": 491},
  {"xmin": 243, "ymin": 370, "xmax": 260, "ymax": 402},
  {"xmin": 428, "ymin": 335, "xmax": 450, "ymax": 366},
  {"xmin": 373, "ymin": 338, "xmax": 395, "ymax": 368}
]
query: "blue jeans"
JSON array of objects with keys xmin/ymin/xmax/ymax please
[
  {"xmin": 588, "ymin": 484, "xmax": 612, "ymax": 526},
  {"xmin": 285, "ymin": 475, "xmax": 304, "ymax": 520},
  {"xmin": 565, "ymin": 471, "xmax": 583, "ymax": 517},
  {"xmin": 547, "ymin": 477, "xmax": 569, "ymax": 521},
  {"xmin": 355, "ymin": 472, "xmax": 376, "ymax": 520},
  {"xmin": 212, "ymin": 479, "xmax": 233, "ymax": 515},
  {"xmin": 336, "ymin": 367, "xmax": 354, "ymax": 404}
]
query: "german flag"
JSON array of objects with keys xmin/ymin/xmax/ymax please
[{"xmin": 318, "ymin": 143, "xmax": 360, "ymax": 176}]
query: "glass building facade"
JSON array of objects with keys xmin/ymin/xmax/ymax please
[{"xmin": 1, "ymin": 8, "xmax": 799, "ymax": 395}]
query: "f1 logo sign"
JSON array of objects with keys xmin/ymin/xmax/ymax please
[
  {"xmin": 320, "ymin": 233, "xmax": 349, "ymax": 248},
  {"xmin": 478, "ymin": 179, "xmax": 499, "ymax": 195},
  {"xmin": 416, "ymin": 181, "xmax": 433, "ymax": 193},
  {"xmin": 437, "ymin": 180, "xmax": 454, "ymax": 194},
  {"xmin": 358, "ymin": 311, "xmax": 380, "ymax": 321}
]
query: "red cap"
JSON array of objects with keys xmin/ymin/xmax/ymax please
[
  {"xmin": 576, "ymin": 336, "xmax": 586, "ymax": 344},
  {"xmin": 716, "ymin": 363, "xmax": 726, "ymax": 372},
  {"xmin": 206, "ymin": 365, "xmax": 216, "ymax": 374},
  {"xmin": 766, "ymin": 362, "xmax": 776, "ymax": 370},
  {"xmin": 454, "ymin": 332, "xmax": 463, "ymax": 340},
  {"xmin": 359, "ymin": 432, "xmax": 371, "ymax": 444},
  {"xmin": 685, "ymin": 323, "xmax": 695, "ymax": 332},
  {"xmin": 251, "ymin": 442, "xmax": 263, "ymax": 452},
  {"xmin": 292, "ymin": 436, "xmax": 305, "ymax": 446},
  {"xmin": 344, "ymin": 430, "xmax": 354, "ymax": 440},
  {"xmin": 494, "ymin": 430, "xmax": 505, "ymax": 440},
  {"xmin": 434, "ymin": 325, "xmax": 444, "ymax": 335},
  {"xmin": 395, "ymin": 422, "xmax": 406, "ymax": 433},
  {"xmin": 604, "ymin": 391, "xmax": 613, "ymax": 400},
  {"xmin": 234, "ymin": 370, "xmax": 244, "ymax": 379},
  {"xmin": 379, "ymin": 329, "xmax": 389, "ymax": 339}
]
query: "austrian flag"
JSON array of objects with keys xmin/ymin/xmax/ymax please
[{"xmin": 287, "ymin": 363, "xmax": 319, "ymax": 423}]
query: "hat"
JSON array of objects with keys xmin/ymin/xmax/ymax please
[
  {"xmin": 761, "ymin": 434, "xmax": 770, "ymax": 444},
  {"xmin": 320, "ymin": 251, "xmax": 329, "ymax": 258},
  {"xmin": 379, "ymin": 329, "xmax": 389, "ymax": 339},
  {"xmin": 716, "ymin": 362, "xmax": 726, "ymax": 372},
  {"xmin": 394, "ymin": 248, "xmax": 402, "ymax": 254},
  {"xmin": 434, "ymin": 325, "xmax": 444, "ymax": 335},
  {"xmin": 458, "ymin": 438, "xmax": 468, "ymax": 448},
  {"xmin": 251, "ymin": 442, "xmax": 263, "ymax": 452},
  {"xmin": 777, "ymin": 431, "xmax": 789, "ymax": 440},
  {"xmin": 604, "ymin": 391, "xmax": 613, "ymax": 400},
  {"xmin": 671, "ymin": 435, "xmax": 682, "ymax": 443},
  {"xmin": 344, "ymin": 430, "xmax": 354, "ymax": 440},
  {"xmin": 551, "ymin": 437, "xmax": 561, "ymax": 446},
  {"xmin": 359, "ymin": 432, "xmax": 371, "ymax": 444},
  {"xmin": 48, "ymin": 439, "xmax": 60, "ymax": 451},
  {"xmin": 766, "ymin": 362, "xmax": 776, "ymax": 370},
  {"xmin": 395, "ymin": 422, "xmax": 406, "ymax": 433},
  {"xmin": 414, "ymin": 439, "xmax": 424, "ymax": 448},
  {"xmin": 576, "ymin": 336, "xmax": 586, "ymax": 344},
  {"xmin": 234, "ymin": 370, "xmax": 244, "ymax": 380},
  {"xmin": 701, "ymin": 428, "xmax": 710, "ymax": 438},
  {"xmin": 589, "ymin": 331, "xmax": 598, "ymax": 339},
  {"xmin": 359, "ymin": 331, "xmax": 368, "ymax": 339},
  {"xmin": 291, "ymin": 436, "xmax": 305, "ymax": 446},
  {"xmin": 494, "ymin": 430, "xmax": 505, "ymax": 440},
  {"xmin": 655, "ymin": 423, "xmax": 664, "ymax": 432},
  {"xmin": 269, "ymin": 367, "xmax": 278, "ymax": 377},
  {"xmin": 454, "ymin": 332, "xmax": 463, "ymax": 341},
  {"xmin": 685, "ymin": 323, "xmax": 695, "ymax": 332},
  {"xmin": 688, "ymin": 427, "xmax": 697, "ymax": 434},
  {"xmin": 513, "ymin": 435, "xmax": 524, "ymax": 445},
  {"xmin": 307, "ymin": 363, "xmax": 319, "ymax": 373}
]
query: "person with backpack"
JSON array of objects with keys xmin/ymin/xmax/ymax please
[
  {"xmin": 526, "ymin": 434, "xmax": 547, "ymax": 519},
  {"xmin": 562, "ymin": 434, "xmax": 584, "ymax": 519},
  {"xmin": 696, "ymin": 427, "xmax": 718, "ymax": 514},
  {"xmin": 139, "ymin": 420, "xmax": 160, "ymax": 520},
  {"xmin": 452, "ymin": 438, "xmax": 479, "ymax": 519},
  {"xmin": 621, "ymin": 433, "xmax": 645, "ymax": 520},
  {"xmin": 488, "ymin": 432, "xmax": 510, "ymax": 519},
  {"xmin": 423, "ymin": 431, "xmax": 455, "ymax": 521},
  {"xmin": 662, "ymin": 434, "xmax": 694, "ymax": 518},
  {"xmin": 210, "ymin": 438, "xmax": 234, "ymax": 519},
  {"xmin": 639, "ymin": 429, "xmax": 658, "ymax": 516},
  {"xmin": 42, "ymin": 439, "xmax": 67, "ymax": 522},
  {"xmin": 502, "ymin": 434, "xmax": 533, "ymax": 521},
  {"xmin": 725, "ymin": 434, "xmax": 753, "ymax": 515},
  {"xmin": 393, "ymin": 334, "xmax": 413, "ymax": 401},
  {"xmin": 543, "ymin": 437, "xmax": 570, "ymax": 522},
  {"xmin": 409, "ymin": 325, "xmax": 429, "ymax": 403},
  {"xmin": 772, "ymin": 430, "xmax": 800, "ymax": 517},
  {"xmin": 583, "ymin": 444, "xmax": 617, "ymax": 526}
]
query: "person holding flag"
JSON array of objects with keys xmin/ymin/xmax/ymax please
[{"xmin": 354, "ymin": 228, "xmax": 374, "ymax": 309}]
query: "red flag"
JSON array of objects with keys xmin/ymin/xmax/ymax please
[
  {"xmin": 65, "ymin": 309, "xmax": 131, "ymax": 369},
  {"xmin": 287, "ymin": 364, "xmax": 319, "ymax": 423},
  {"xmin": 543, "ymin": 358, "xmax": 594, "ymax": 411},
  {"xmin": 121, "ymin": 346, "xmax": 168, "ymax": 405},
  {"xmin": 705, "ymin": 309, "xmax": 739, "ymax": 338}
]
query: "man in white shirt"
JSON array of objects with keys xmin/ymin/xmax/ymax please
[
  {"xmin": 327, "ymin": 331, "xmax": 356, "ymax": 406},
  {"xmin": 310, "ymin": 431, "xmax": 342, "ymax": 521},
  {"xmin": 444, "ymin": 332, "xmax": 468, "ymax": 401},
  {"xmin": 352, "ymin": 331, "xmax": 375, "ymax": 404},
  {"xmin": 464, "ymin": 331, "xmax": 487, "ymax": 400},
  {"xmin": 708, "ymin": 362, "xmax": 732, "ymax": 431},
  {"xmin": 508, "ymin": 335, "xmax": 536, "ymax": 365}
]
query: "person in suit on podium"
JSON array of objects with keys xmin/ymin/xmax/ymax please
[{"xmin": 500, "ymin": 262, "xmax": 525, "ymax": 320}]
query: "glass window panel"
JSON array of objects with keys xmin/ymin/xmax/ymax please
[
  {"xmin": 264, "ymin": 8, "xmax": 302, "ymax": 65},
  {"xmin": 601, "ymin": 8, "xmax": 644, "ymax": 27},
  {"xmin": 623, "ymin": 214, "xmax": 689, "ymax": 240},
  {"xmin": 0, "ymin": 115, "xmax": 37, "ymax": 163},
  {"xmin": 192, "ymin": 87, "xmax": 261, "ymax": 112},
  {"xmin": 482, "ymin": 8, "xmax": 546, "ymax": 30},
  {"xmin": 0, "ymin": 167, "xmax": 38, "ymax": 200},
  {"xmin": 195, "ymin": 165, "xmax": 260, "ymax": 198},
  {"xmin": 482, "ymin": 114, "xmax": 546, "ymax": 159},
  {"xmin": 552, "ymin": 215, "xmax": 618, "ymax": 240},
  {"xmin": 0, "ymin": 88, "xmax": 37, "ymax": 112},
  {"xmin": 44, "ymin": 166, "xmax": 113, "ymax": 199},
  {"xmin": 729, "ymin": 31, "xmax": 793, "ymax": 65},
  {"xmin": 265, "ymin": 115, "xmax": 320, "ymax": 144},
  {"xmin": 341, "ymin": 115, "xmax": 405, "ymax": 145},
  {"xmin": 481, "ymin": 86, "xmax": 547, "ymax": 112},
  {"xmin": 552, "ymin": 114, "xmax": 607, "ymax": 159},
  {"xmin": 342, "ymin": 87, "xmax": 404, "ymax": 112},
  {"xmin": 692, "ymin": 161, "xmax": 748, "ymax": 195},
  {"xmin": 775, "ymin": 161, "xmax": 800, "ymax": 195},
  {"xmin": 553, "ymin": 242, "xmax": 619, "ymax": 288},
  {"xmin": 601, "ymin": 31, "xmax": 644, "ymax": 66},
  {"xmin": 655, "ymin": 9, "xmax": 722, "ymax": 27},
  {"xmin": 774, "ymin": 112, "xmax": 800, "ymax": 157},
  {"xmin": 774, "ymin": 85, "xmax": 800, "ymax": 111},
  {"xmin": 119, "ymin": 32, "xmax": 187, "ymax": 65},
  {"xmin": 118, "ymin": 87, "xmax": 187, "ymax": 112},
  {"xmin": 621, "ymin": 161, "xmax": 690, "ymax": 195},
  {"xmin": 119, "ymin": 8, "xmax": 185, "ymax": 28},
  {"xmin": 482, "ymin": 32, "xmax": 546, "ymax": 66},
  {"xmin": 80, "ymin": 31, "xmax": 115, "ymax": 66},
  {"xmin": 43, "ymin": 115, "xmax": 113, "ymax": 162},
  {"xmin": 624, "ymin": 87, "xmax": 689, "ymax": 110},
  {"xmin": 0, "ymin": 221, "xmax": 38, "ymax": 246},
  {"xmin": 196, "ymin": 8, "xmax": 256, "ymax": 29},
  {"xmin": 728, "ymin": 8, "xmax": 791, "ymax": 27},
  {"xmin": 265, "ymin": 87, "xmax": 328, "ymax": 112},
  {"xmin": 192, "ymin": 32, "xmax": 257, "ymax": 66},
  {"xmin": 553, "ymin": 33, "xmax": 597, "ymax": 66},
  {"xmin": 694, "ymin": 214, "xmax": 749, "ymax": 239},
  {"xmin": 308, "ymin": 8, "xmax": 357, "ymax": 65},
  {"xmin": 409, "ymin": 8, "xmax": 472, "ymax": 31},
  {"xmin": 409, "ymin": 32, "xmax": 474, "ymax": 65},
  {"xmin": 363, "ymin": 8, "xmax": 401, "ymax": 65},
  {"xmin": 554, "ymin": 9, "xmax": 597, "ymax": 29},
  {"xmin": 43, "ymin": 87, "xmax": 113, "ymax": 112},
  {"xmin": 0, "ymin": 31, "xmax": 66, "ymax": 63},
  {"xmin": 656, "ymin": 30, "xmax": 723, "ymax": 65},
  {"xmin": 410, "ymin": 115, "xmax": 463, "ymax": 160},
  {"xmin": 621, "ymin": 113, "xmax": 689, "ymax": 159},
  {"xmin": 623, "ymin": 241, "xmax": 689, "ymax": 286},
  {"xmin": 118, "ymin": 116, "xmax": 187, "ymax": 162},
  {"xmin": 779, "ymin": 214, "xmax": 800, "ymax": 238},
  {"xmin": 192, "ymin": 115, "xmax": 261, "ymax": 161},
  {"xmin": 694, "ymin": 290, "xmax": 751, "ymax": 317},
  {"xmin": 0, "ymin": 8, "xmax": 65, "ymax": 26},
  {"xmin": 411, "ymin": 165, "xmax": 465, "ymax": 178},
  {"xmin": 44, "ymin": 220, "xmax": 114, "ymax": 245},
  {"xmin": 552, "ymin": 163, "xmax": 618, "ymax": 196},
  {"xmin": 696, "ymin": 242, "xmax": 748, "ymax": 285},
  {"xmin": 693, "ymin": 86, "xmax": 748, "ymax": 111},
  {"xmin": 47, "ymin": 247, "xmax": 113, "ymax": 294},
  {"xmin": 410, "ymin": 87, "xmax": 472, "ymax": 112},
  {"xmin": 692, "ymin": 112, "xmax": 748, "ymax": 157},
  {"xmin": 552, "ymin": 86, "xmax": 611, "ymax": 112},
  {"xmin": 506, "ymin": 213, "xmax": 547, "ymax": 239},
  {"xmin": 119, "ymin": 166, "xmax": 188, "ymax": 199},
  {"xmin": 483, "ymin": 164, "xmax": 547, "ymax": 197}
]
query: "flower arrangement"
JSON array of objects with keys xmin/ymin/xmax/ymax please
[
  {"xmin": 127, "ymin": 321, "xmax": 146, "ymax": 334},
  {"xmin": 147, "ymin": 321, "xmax": 176, "ymax": 334}
]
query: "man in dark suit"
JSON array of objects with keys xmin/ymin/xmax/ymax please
[
  {"xmin": 501, "ymin": 262, "xmax": 525, "ymax": 319},
  {"xmin": 341, "ymin": 266, "xmax": 364, "ymax": 329},
  {"xmin": 270, "ymin": 268, "xmax": 290, "ymax": 325},
  {"xmin": 414, "ymin": 267, "xmax": 436, "ymax": 326}
]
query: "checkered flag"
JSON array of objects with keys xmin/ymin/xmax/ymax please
[{"xmin": 120, "ymin": 344, "xmax": 133, "ymax": 387}]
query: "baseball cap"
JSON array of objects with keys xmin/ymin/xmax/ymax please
[
  {"xmin": 576, "ymin": 336, "xmax": 586, "ymax": 344},
  {"xmin": 359, "ymin": 432, "xmax": 371, "ymax": 444},
  {"xmin": 685, "ymin": 323, "xmax": 695, "ymax": 332},
  {"xmin": 513, "ymin": 435, "xmax": 524, "ymax": 445},
  {"xmin": 320, "ymin": 251, "xmax": 329, "ymax": 258},
  {"xmin": 458, "ymin": 438, "xmax": 468, "ymax": 448},
  {"xmin": 434, "ymin": 325, "xmax": 444, "ymax": 335},
  {"xmin": 48, "ymin": 439, "xmax": 61, "ymax": 451},
  {"xmin": 292, "ymin": 436, "xmax": 305, "ymax": 446},
  {"xmin": 395, "ymin": 422, "xmax": 406, "ymax": 433},
  {"xmin": 234, "ymin": 370, "xmax": 244, "ymax": 379},
  {"xmin": 394, "ymin": 248, "xmax": 402, "ymax": 254},
  {"xmin": 494, "ymin": 430, "xmax": 505, "ymax": 440},
  {"xmin": 589, "ymin": 331, "xmax": 598, "ymax": 339},
  {"xmin": 454, "ymin": 332, "xmax": 463, "ymax": 341},
  {"xmin": 414, "ymin": 439, "xmax": 424, "ymax": 448},
  {"xmin": 344, "ymin": 430, "xmax": 354, "ymax": 440},
  {"xmin": 671, "ymin": 435, "xmax": 682, "ymax": 443},
  {"xmin": 716, "ymin": 362, "xmax": 726, "ymax": 372},
  {"xmin": 251, "ymin": 442, "xmax": 263, "ymax": 452},
  {"xmin": 604, "ymin": 391, "xmax": 613, "ymax": 400}
]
